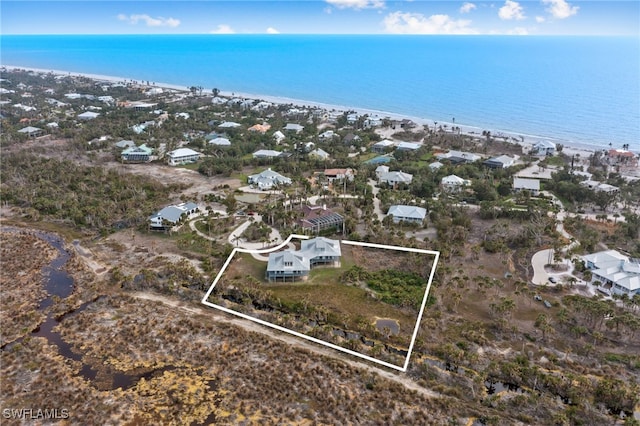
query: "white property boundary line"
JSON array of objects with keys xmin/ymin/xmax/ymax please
[{"xmin": 201, "ymin": 235, "xmax": 440, "ymax": 373}]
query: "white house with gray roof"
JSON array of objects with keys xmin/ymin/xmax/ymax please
[
  {"xmin": 149, "ymin": 202, "xmax": 199, "ymax": 230},
  {"xmin": 167, "ymin": 148, "xmax": 201, "ymax": 166},
  {"xmin": 513, "ymin": 177, "xmax": 540, "ymax": 196},
  {"xmin": 378, "ymin": 170, "xmax": 413, "ymax": 186},
  {"xmin": 582, "ymin": 250, "xmax": 640, "ymax": 296},
  {"xmin": 387, "ymin": 205, "xmax": 427, "ymax": 224},
  {"xmin": 266, "ymin": 237, "xmax": 341, "ymax": 282},
  {"xmin": 248, "ymin": 168, "xmax": 292, "ymax": 190}
]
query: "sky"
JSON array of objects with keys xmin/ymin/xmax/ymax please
[{"xmin": 1, "ymin": 0, "xmax": 638, "ymax": 36}]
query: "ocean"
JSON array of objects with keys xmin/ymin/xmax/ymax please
[{"xmin": 1, "ymin": 35, "xmax": 638, "ymax": 151}]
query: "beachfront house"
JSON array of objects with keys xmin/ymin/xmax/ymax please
[
  {"xmin": 513, "ymin": 177, "xmax": 540, "ymax": 196},
  {"xmin": 148, "ymin": 202, "xmax": 199, "ymax": 230},
  {"xmin": 248, "ymin": 168, "xmax": 292, "ymax": 190},
  {"xmin": 121, "ymin": 144, "xmax": 153, "ymax": 163},
  {"xmin": 582, "ymin": 250, "xmax": 640, "ymax": 296},
  {"xmin": 533, "ymin": 140, "xmax": 556, "ymax": 156},
  {"xmin": 167, "ymin": 148, "xmax": 201, "ymax": 166},
  {"xmin": 379, "ymin": 170, "xmax": 413, "ymax": 187},
  {"xmin": 265, "ymin": 237, "xmax": 341, "ymax": 282},
  {"xmin": 387, "ymin": 205, "xmax": 427, "ymax": 224}
]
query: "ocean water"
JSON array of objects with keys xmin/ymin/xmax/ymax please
[{"xmin": 1, "ymin": 35, "xmax": 638, "ymax": 150}]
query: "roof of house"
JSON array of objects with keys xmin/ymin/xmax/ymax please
[
  {"xmin": 583, "ymin": 250, "xmax": 640, "ymax": 292},
  {"xmin": 149, "ymin": 202, "xmax": 198, "ymax": 224},
  {"xmin": 77, "ymin": 111, "xmax": 99, "ymax": 119},
  {"xmin": 513, "ymin": 177, "xmax": 540, "ymax": 190},
  {"xmin": 267, "ymin": 250, "xmax": 310, "ymax": 274},
  {"xmin": 253, "ymin": 149, "xmax": 282, "ymax": 158},
  {"xmin": 388, "ymin": 205, "xmax": 427, "ymax": 220},
  {"xmin": 168, "ymin": 148, "xmax": 200, "ymax": 158},
  {"xmin": 115, "ymin": 139, "xmax": 136, "ymax": 148},
  {"xmin": 396, "ymin": 141, "xmax": 422, "ymax": 151},
  {"xmin": 379, "ymin": 171, "xmax": 413, "ymax": 183},
  {"xmin": 309, "ymin": 148, "xmax": 330, "ymax": 159},
  {"xmin": 122, "ymin": 144, "xmax": 153, "ymax": 155},
  {"xmin": 249, "ymin": 168, "xmax": 292, "ymax": 186},
  {"xmin": 375, "ymin": 165, "xmax": 390, "ymax": 173},
  {"xmin": 284, "ymin": 123, "xmax": 304, "ymax": 131},
  {"xmin": 535, "ymin": 140, "xmax": 556, "ymax": 149},
  {"xmin": 209, "ymin": 137, "xmax": 231, "ymax": 146},
  {"xmin": 441, "ymin": 174, "xmax": 468, "ymax": 185},
  {"xmin": 18, "ymin": 126, "xmax": 42, "ymax": 133},
  {"xmin": 436, "ymin": 150, "xmax": 481, "ymax": 163},
  {"xmin": 273, "ymin": 130, "xmax": 285, "ymax": 140},
  {"xmin": 300, "ymin": 237, "xmax": 342, "ymax": 258},
  {"xmin": 484, "ymin": 155, "xmax": 515, "ymax": 166},
  {"xmin": 218, "ymin": 121, "xmax": 241, "ymax": 128},
  {"xmin": 373, "ymin": 139, "xmax": 395, "ymax": 148},
  {"xmin": 428, "ymin": 161, "xmax": 444, "ymax": 170},
  {"xmin": 299, "ymin": 205, "xmax": 344, "ymax": 229},
  {"xmin": 324, "ymin": 168, "xmax": 353, "ymax": 177},
  {"xmin": 248, "ymin": 123, "xmax": 271, "ymax": 133}
]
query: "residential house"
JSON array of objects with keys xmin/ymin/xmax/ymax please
[
  {"xmin": 441, "ymin": 174, "xmax": 471, "ymax": 192},
  {"xmin": 209, "ymin": 137, "xmax": 231, "ymax": 147},
  {"xmin": 284, "ymin": 123, "xmax": 304, "ymax": 133},
  {"xmin": 265, "ymin": 237, "xmax": 342, "ymax": 282},
  {"xmin": 309, "ymin": 148, "xmax": 330, "ymax": 160},
  {"xmin": 324, "ymin": 168, "xmax": 355, "ymax": 182},
  {"xmin": 167, "ymin": 148, "xmax": 201, "ymax": 166},
  {"xmin": 580, "ymin": 180, "xmax": 619, "ymax": 193},
  {"xmin": 582, "ymin": 250, "xmax": 640, "ymax": 296},
  {"xmin": 387, "ymin": 205, "xmax": 427, "ymax": 224},
  {"xmin": 379, "ymin": 170, "xmax": 413, "ymax": 187},
  {"xmin": 513, "ymin": 177, "xmax": 540, "ymax": 196},
  {"xmin": 115, "ymin": 139, "xmax": 136, "ymax": 149},
  {"xmin": 428, "ymin": 161, "xmax": 444, "ymax": 171},
  {"xmin": 77, "ymin": 111, "xmax": 99, "ymax": 120},
  {"xmin": 272, "ymin": 131, "xmax": 286, "ymax": 144},
  {"xmin": 218, "ymin": 121, "xmax": 241, "ymax": 129},
  {"xmin": 484, "ymin": 155, "xmax": 516, "ymax": 169},
  {"xmin": 149, "ymin": 202, "xmax": 199, "ymax": 230},
  {"xmin": 319, "ymin": 130, "xmax": 336, "ymax": 141},
  {"xmin": 375, "ymin": 165, "xmax": 390, "ymax": 179},
  {"xmin": 342, "ymin": 133, "xmax": 361, "ymax": 146},
  {"xmin": 533, "ymin": 140, "xmax": 556, "ymax": 156},
  {"xmin": 17, "ymin": 126, "xmax": 43, "ymax": 138},
  {"xmin": 396, "ymin": 142, "xmax": 422, "ymax": 152},
  {"xmin": 248, "ymin": 123, "xmax": 271, "ymax": 134},
  {"xmin": 253, "ymin": 149, "xmax": 283, "ymax": 159},
  {"xmin": 298, "ymin": 205, "xmax": 344, "ymax": 234},
  {"xmin": 436, "ymin": 150, "xmax": 481, "ymax": 164},
  {"xmin": 371, "ymin": 139, "xmax": 395, "ymax": 153},
  {"xmin": 121, "ymin": 144, "xmax": 153, "ymax": 163},
  {"xmin": 248, "ymin": 168, "xmax": 292, "ymax": 190}
]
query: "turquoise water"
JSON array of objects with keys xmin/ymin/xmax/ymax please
[{"xmin": 1, "ymin": 35, "xmax": 638, "ymax": 150}]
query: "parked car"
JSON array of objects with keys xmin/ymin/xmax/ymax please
[
  {"xmin": 543, "ymin": 300, "xmax": 552, "ymax": 308},
  {"xmin": 534, "ymin": 295, "xmax": 543, "ymax": 301}
]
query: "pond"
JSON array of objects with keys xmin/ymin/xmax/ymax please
[{"xmin": 375, "ymin": 318, "xmax": 400, "ymax": 335}]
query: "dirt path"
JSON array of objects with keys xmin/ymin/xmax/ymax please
[{"xmin": 131, "ymin": 291, "xmax": 441, "ymax": 399}]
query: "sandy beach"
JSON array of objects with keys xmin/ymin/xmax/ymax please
[{"xmin": 3, "ymin": 64, "xmax": 611, "ymax": 157}]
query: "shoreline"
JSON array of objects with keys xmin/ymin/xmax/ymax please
[{"xmin": 3, "ymin": 64, "xmax": 613, "ymax": 157}]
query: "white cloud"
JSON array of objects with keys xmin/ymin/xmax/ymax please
[
  {"xmin": 459, "ymin": 2, "xmax": 477, "ymax": 14},
  {"xmin": 266, "ymin": 27, "xmax": 280, "ymax": 34},
  {"xmin": 210, "ymin": 24, "xmax": 235, "ymax": 34},
  {"xmin": 383, "ymin": 12, "xmax": 477, "ymax": 35},
  {"xmin": 542, "ymin": 0, "xmax": 579, "ymax": 19},
  {"xmin": 535, "ymin": 16, "xmax": 545, "ymax": 23},
  {"xmin": 117, "ymin": 14, "xmax": 180, "ymax": 28},
  {"xmin": 498, "ymin": 0, "xmax": 525, "ymax": 20},
  {"xmin": 325, "ymin": 0, "xmax": 385, "ymax": 10}
]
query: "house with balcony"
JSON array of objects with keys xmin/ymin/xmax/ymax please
[
  {"xmin": 582, "ymin": 250, "xmax": 640, "ymax": 296},
  {"xmin": 265, "ymin": 237, "xmax": 341, "ymax": 282}
]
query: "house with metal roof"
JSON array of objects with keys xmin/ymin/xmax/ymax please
[
  {"xmin": 121, "ymin": 144, "xmax": 153, "ymax": 163},
  {"xmin": 513, "ymin": 177, "xmax": 540, "ymax": 196},
  {"xmin": 284, "ymin": 123, "xmax": 304, "ymax": 133},
  {"xmin": 209, "ymin": 137, "xmax": 231, "ymax": 147},
  {"xmin": 436, "ymin": 150, "xmax": 481, "ymax": 164},
  {"xmin": 309, "ymin": 148, "xmax": 330, "ymax": 160},
  {"xmin": 167, "ymin": 148, "xmax": 200, "ymax": 166},
  {"xmin": 78, "ymin": 111, "xmax": 99, "ymax": 120},
  {"xmin": 582, "ymin": 250, "xmax": 640, "ymax": 296},
  {"xmin": 379, "ymin": 170, "xmax": 413, "ymax": 186},
  {"xmin": 533, "ymin": 140, "xmax": 556, "ymax": 156},
  {"xmin": 371, "ymin": 139, "xmax": 395, "ymax": 153},
  {"xmin": 248, "ymin": 168, "xmax": 292, "ymax": 190},
  {"xmin": 483, "ymin": 155, "xmax": 516, "ymax": 169},
  {"xmin": 218, "ymin": 121, "xmax": 241, "ymax": 129},
  {"xmin": 396, "ymin": 142, "xmax": 422, "ymax": 152},
  {"xmin": 17, "ymin": 126, "xmax": 43, "ymax": 138},
  {"xmin": 266, "ymin": 237, "xmax": 341, "ymax": 282},
  {"xmin": 148, "ymin": 202, "xmax": 199, "ymax": 230},
  {"xmin": 441, "ymin": 174, "xmax": 471, "ymax": 192},
  {"xmin": 387, "ymin": 205, "xmax": 427, "ymax": 224},
  {"xmin": 253, "ymin": 149, "xmax": 283, "ymax": 159}
]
